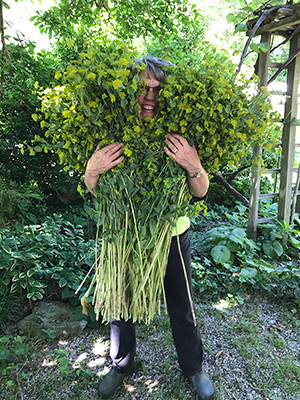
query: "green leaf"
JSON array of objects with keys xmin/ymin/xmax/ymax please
[
  {"xmin": 250, "ymin": 43, "xmax": 260, "ymax": 54},
  {"xmin": 3, "ymin": 2, "xmax": 10, "ymax": 9},
  {"xmin": 51, "ymin": 273, "xmax": 61, "ymax": 280},
  {"xmin": 149, "ymin": 218, "xmax": 157, "ymax": 236},
  {"xmin": 272, "ymin": 240, "xmax": 283, "ymax": 257},
  {"xmin": 35, "ymin": 291, "xmax": 44, "ymax": 300},
  {"xmin": 228, "ymin": 228, "xmax": 246, "ymax": 245},
  {"xmin": 59, "ymin": 277, "xmax": 68, "ymax": 287},
  {"xmin": 262, "ymin": 240, "xmax": 283, "ymax": 259},
  {"xmin": 226, "ymin": 12, "xmax": 238, "ymax": 24},
  {"xmin": 83, "ymin": 105, "xmax": 92, "ymax": 117},
  {"xmin": 234, "ymin": 24, "xmax": 247, "ymax": 34},
  {"xmin": 250, "ymin": 42, "xmax": 269, "ymax": 54},
  {"xmin": 210, "ymin": 245, "xmax": 231, "ymax": 264},
  {"xmin": 0, "ymin": 347, "xmax": 13, "ymax": 361},
  {"xmin": 262, "ymin": 241, "xmax": 274, "ymax": 258},
  {"xmin": 62, "ymin": 286, "xmax": 74, "ymax": 299},
  {"xmin": 258, "ymin": 42, "xmax": 269, "ymax": 53},
  {"xmin": 290, "ymin": 236, "xmax": 300, "ymax": 248},
  {"xmin": 239, "ymin": 267, "xmax": 257, "ymax": 282},
  {"xmin": 292, "ymin": 118, "xmax": 300, "ymax": 126}
]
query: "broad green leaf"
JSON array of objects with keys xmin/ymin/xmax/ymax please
[
  {"xmin": 239, "ymin": 267, "xmax": 257, "ymax": 281},
  {"xmin": 210, "ymin": 245, "xmax": 231, "ymax": 264},
  {"xmin": 263, "ymin": 241, "xmax": 274, "ymax": 258},
  {"xmin": 272, "ymin": 240, "xmax": 283, "ymax": 257}
]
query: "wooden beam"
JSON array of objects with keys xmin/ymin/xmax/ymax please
[
  {"xmin": 264, "ymin": 167, "xmax": 299, "ymax": 174},
  {"xmin": 247, "ymin": 3, "xmax": 300, "ymax": 36},
  {"xmin": 278, "ymin": 33, "xmax": 300, "ymax": 223},
  {"xmin": 247, "ymin": 32, "xmax": 272, "ymax": 239},
  {"xmin": 259, "ymin": 193, "xmax": 279, "ymax": 199},
  {"xmin": 257, "ymin": 216, "xmax": 277, "ymax": 224},
  {"xmin": 255, "ymin": 15, "xmax": 300, "ymax": 36}
]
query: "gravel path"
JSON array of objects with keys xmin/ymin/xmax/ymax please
[{"xmin": 2, "ymin": 295, "xmax": 300, "ymax": 400}]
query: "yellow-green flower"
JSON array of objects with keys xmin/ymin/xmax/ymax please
[
  {"xmin": 112, "ymin": 79, "xmax": 123, "ymax": 89},
  {"xmin": 124, "ymin": 148, "xmax": 132, "ymax": 157},
  {"xmin": 86, "ymin": 72, "xmax": 96, "ymax": 80}
]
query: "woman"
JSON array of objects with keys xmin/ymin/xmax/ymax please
[{"xmin": 84, "ymin": 56, "xmax": 214, "ymax": 400}]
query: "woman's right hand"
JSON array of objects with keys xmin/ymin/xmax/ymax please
[
  {"xmin": 86, "ymin": 142, "xmax": 124, "ymax": 176},
  {"xmin": 84, "ymin": 142, "xmax": 124, "ymax": 191}
]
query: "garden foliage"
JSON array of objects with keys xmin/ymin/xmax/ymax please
[
  {"xmin": 0, "ymin": 215, "xmax": 95, "ymax": 319},
  {"xmin": 191, "ymin": 203, "xmax": 300, "ymax": 302}
]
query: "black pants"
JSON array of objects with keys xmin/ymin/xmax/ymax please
[{"xmin": 110, "ymin": 229, "xmax": 203, "ymax": 376}]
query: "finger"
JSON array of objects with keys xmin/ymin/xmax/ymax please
[
  {"xmin": 164, "ymin": 146, "xmax": 176, "ymax": 159},
  {"xmin": 109, "ymin": 147, "xmax": 124, "ymax": 161},
  {"xmin": 168, "ymin": 133, "xmax": 185, "ymax": 145},
  {"xmin": 106, "ymin": 143, "xmax": 124, "ymax": 156},
  {"xmin": 165, "ymin": 139, "xmax": 179, "ymax": 154},
  {"xmin": 110, "ymin": 156, "xmax": 124, "ymax": 167},
  {"xmin": 103, "ymin": 142, "xmax": 122, "ymax": 153}
]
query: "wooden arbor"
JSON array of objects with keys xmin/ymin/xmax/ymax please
[{"xmin": 246, "ymin": 2, "xmax": 300, "ymax": 238}]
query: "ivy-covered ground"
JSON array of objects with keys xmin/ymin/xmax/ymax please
[{"xmin": 1, "ymin": 293, "xmax": 299, "ymax": 400}]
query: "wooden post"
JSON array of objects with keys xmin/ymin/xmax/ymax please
[
  {"xmin": 247, "ymin": 32, "xmax": 271, "ymax": 238},
  {"xmin": 278, "ymin": 33, "xmax": 300, "ymax": 223}
]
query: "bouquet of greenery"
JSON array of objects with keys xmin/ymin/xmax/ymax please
[{"xmin": 32, "ymin": 42, "xmax": 276, "ymax": 323}]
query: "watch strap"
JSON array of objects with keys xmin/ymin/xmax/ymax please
[{"xmin": 188, "ymin": 168, "xmax": 204, "ymax": 178}]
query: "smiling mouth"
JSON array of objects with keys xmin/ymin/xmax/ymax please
[{"xmin": 142, "ymin": 105, "xmax": 155, "ymax": 110}]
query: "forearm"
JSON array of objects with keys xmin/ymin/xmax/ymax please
[
  {"xmin": 187, "ymin": 168, "xmax": 209, "ymax": 198},
  {"xmin": 84, "ymin": 171, "xmax": 100, "ymax": 193}
]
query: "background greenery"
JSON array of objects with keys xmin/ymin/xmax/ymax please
[{"xmin": 0, "ymin": 0, "xmax": 299, "ymax": 398}]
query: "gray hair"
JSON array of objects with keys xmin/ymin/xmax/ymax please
[{"xmin": 133, "ymin": 55, "xmax": 175, "ymax": 82}]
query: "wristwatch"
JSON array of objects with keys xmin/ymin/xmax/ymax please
[{"xmin": 188, "ymin": 168, "xmax": 204, "ymax": 178}]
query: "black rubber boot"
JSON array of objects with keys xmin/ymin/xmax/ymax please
[
  {"xmin": 188, "ymin": 370, "xmax": 215, "ymax": 400},
  {"xmin": 98, "ymin": 368, "xmax": 132, "ymax": 399}
]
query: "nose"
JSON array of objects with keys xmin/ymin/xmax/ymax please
[{"xmin": 145, "ymin": 87, "xmax": 156, "ymax": 100}]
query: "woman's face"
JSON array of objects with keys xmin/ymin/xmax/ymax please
[{"xmin": 138, "ymin": 70, "xmax": 161, "ymax": 119}]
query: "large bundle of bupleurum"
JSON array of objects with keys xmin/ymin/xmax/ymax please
[{"xmin": 32, "ymin": 42, "xmax": 275, "ymax": 323}]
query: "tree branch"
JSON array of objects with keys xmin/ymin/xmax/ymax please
[
  {"xmin": 268, "ymin": 46, "xmax": 300, "ymax": 85},
  {"xmin": 234, "ymin": 5, "xmax": 282, "ymax": 80},
  {"xmin": 212, "ymin": 172, "xmax": 249, "ymax": 206},
  {"xmin": 227, "ymin": 164, "xmax": 251, "ymax": 183}
]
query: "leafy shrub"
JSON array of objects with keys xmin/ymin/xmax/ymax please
[
  {"xmin": 31, "ymin": 41, "xmax": 277, "ymax": 175},
  {"xmin": 190, "ymin": 204, "xmax": 300, "ymax": 302},
  {"xmin": 0, "ymin": 179, "xmax": 46, "ymax": 227},
  {"xmin": 0, "ymin": 214, "xmax": 95, "ymax": 326}
]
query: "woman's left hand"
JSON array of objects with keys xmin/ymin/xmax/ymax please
[
  {"xmin": 164, "ymin": 133, "xmax": 202, "ymax": 176},
  {"xmin": 164, "ymin": 133, "xmax": 209, "ymax": 198}
]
